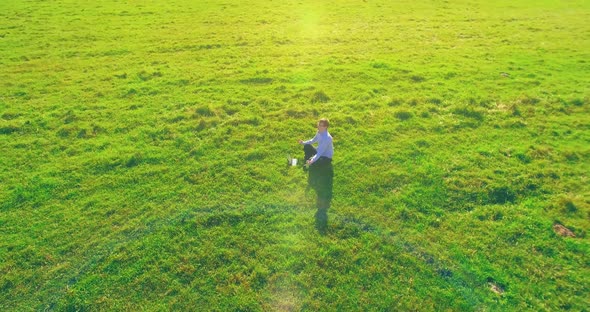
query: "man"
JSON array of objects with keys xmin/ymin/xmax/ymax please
[{"xmin": 298, "ymin": 118, "xmax": 334, "ymax": 234}]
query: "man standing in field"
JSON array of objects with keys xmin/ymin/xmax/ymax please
[{"xmin": 298, "ymin": 118, "xmax": 334, "ymax": 234}]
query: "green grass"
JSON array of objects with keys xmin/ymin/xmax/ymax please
[{"xmin": 1, "ymin": 0, "xmax": 589, "ymax": 310}]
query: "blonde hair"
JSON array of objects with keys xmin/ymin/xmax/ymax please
[{"xmin": 319, "ymin": 118, "xmax": 330, "ymax": 128}]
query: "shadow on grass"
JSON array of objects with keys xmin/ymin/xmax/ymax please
[{"xmin": 315, "ymin": 205, "xmax": 328, "ymax": 236}]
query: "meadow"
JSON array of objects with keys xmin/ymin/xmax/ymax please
[{"xmin": 1, "ymin": 0, "xmax": 589, "ymax": 310}]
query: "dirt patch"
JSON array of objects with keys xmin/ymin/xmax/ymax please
[{"xmin": 553, "ymin": 223, "xmax": 575, "ymax": 237}]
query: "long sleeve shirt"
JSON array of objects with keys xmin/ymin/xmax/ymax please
[{"xmin": 302, "ymin": 130, "xmax": 333, "ymax": 163}]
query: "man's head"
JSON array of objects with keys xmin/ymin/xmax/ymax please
[{"xmin": 317, "ymin": 118, "xmax": 329, "ymax": 132}]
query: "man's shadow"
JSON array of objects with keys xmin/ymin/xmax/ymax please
[
  {"xmin": 303, "ymin": 146, "xmax": 333, "ymax": 235},
  {"xmin": 315, "ymin": 203, "xmax": 329, "ymax": 235}
]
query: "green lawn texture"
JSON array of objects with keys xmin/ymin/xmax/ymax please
[{"xmin": 1, "ymin": 0, "xmax": 589, "ymax": 310}]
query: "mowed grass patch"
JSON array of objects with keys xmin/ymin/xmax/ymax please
[{"xmin": 1, "ymin": 0, "xmax": 589, "ymax": 310}]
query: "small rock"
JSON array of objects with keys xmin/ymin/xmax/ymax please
[
  {"xmin": 489, "ymin": 282, "xmax": 504, "ymax": 295},
  {"xmin": 553, "ymin": 224, "xmax": 575, "ymax": 237},
  {"xmin": 500, "ymin": 72, "xmax": 510, "ymax": 77}
]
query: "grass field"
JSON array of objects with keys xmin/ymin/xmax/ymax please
[{"xmin": 1, "ymin": 0, "xmax": 589, "ymax": 310}]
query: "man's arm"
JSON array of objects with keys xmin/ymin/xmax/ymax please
[{"xmin": 300, "ymin": 133, "xmax": 318, "ymax": 145}]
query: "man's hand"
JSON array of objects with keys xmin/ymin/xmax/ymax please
[
  {"xmin": 298, "ymin": 139, "xmax": 303, "ymax": 144},
  {"xmin": 306, "ymin": 159, "xmax": 313, "ymax": 165}
]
